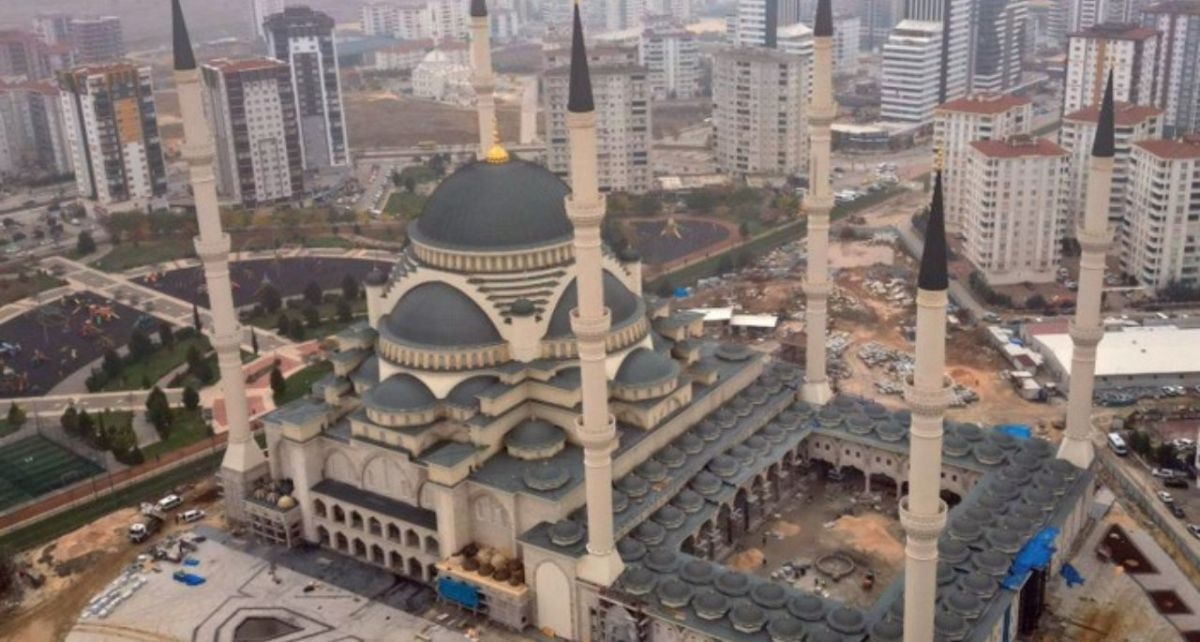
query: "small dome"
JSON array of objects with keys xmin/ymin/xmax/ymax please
[
  {"xmin": 680, "ymin": 560, "xmax": 716, "ymax": 585},
  {"xmin": 523, "ymin": 463, "xmax": 569, "ymax": 491},
  {"xmin": 767, "ymin": 615, "xmax": 805, "ymax": 642},
  {"xmin": 826, "ymin": 606, "xmax": 865, "ymax": 634},
  {"xmin": 615, "ymin": 348, "xmax": 680, "ymax": 387},
  {"xmin": 504, "ymin": 420, "xmax": 567, "ymax": 459},
  {"xmin": 510, "ymin": 298, "xmax": 537, "ymax": 316},
  {"xmin": 714, "ymin": 572, "xmax": 750, "ymax": 597},
  {"xmin": 787, "ymin": 594, "xmax": 825, "ymax": 621},
  {"xmin": 364, "ymin": 266, "xmax": 388, "ymax": 286},
  {"xmin": 693, "ymin": 590, "xmax": 729, "ymax": 620},
  {"xmin": 645, "ymin": 548, "xmax": 680, "ymax": 573},
  {"xmin": 363, "ymin": 374, "xmax": 436, "ymax": 413},
  {"xmin": 546, "ymin": 272, "xmax": 642, "ymax": 338},
  {"xmin": 617, "ymin": 538, "xmax": 646, "ymax": 562},
  {"xmin": 549, "ymin": 519, "xmax": 584, "ymax": 546},
  {"xmin": 384, "ymin": 283, "xmax": 501, "ymax": 347},
  {"xmin": 276, "ymin": 495, "xmax": 296, "ymax": 509},
  {"xmin": 411, "ymin": 159, "xmax": 573, "ymax": 251},
  {"xmin": 446, "ymin": 375, "xmax": 498, "ymax": 408},
  {"xmin": 620, "ymin": 567, "xmax": 657, "ymax": 596},
  {"xmin": 729, "ymin": 604, "xmax": 766, "ymax": 633},
  {"xmin": 750, "ymin": 583, "xmax": 788, "ymax": 609}
]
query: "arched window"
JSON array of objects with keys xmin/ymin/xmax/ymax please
[
  {"xmin": 332, "ymin": 505, "xmax": 346, "ymax": 523},
  {"xmin": 424, "ymin": 535, "xmax": 439, "ymax": 556}
]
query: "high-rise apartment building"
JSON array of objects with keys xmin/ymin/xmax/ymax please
[
  {"xmin": 963, "ymin": 135, "xmax": 1066, "ymax": 285},
  {"xmin": 202, "ymin": 59, "xmax": 304, "ymax": 207},
  {"xmin": 544, "ymin": 46, "xmax": 651, "ymax": 193},
  {"xmin": 361, "ymin": 2, "xmax": 436, "ymax": 41},
  {"xmin": 905, "ymin": 0, "xmax": 973, "ymax": 102},
  {"xmin": 862, "ymin": 0, "xmax": 905, "ymax": 50},
  {"xmin": 832, "ymin": 15, "xmax": 861, "ymax": 74},
  {"xmin": 264, "ymin": 6, "xmax": 349, "ymax": 169},
  {"xmin": 1060, "ymin": 101, "xmax": 1162, "ymax": 240},
  {"xmin": 0, "ymin": 81, "xmax": 72, "ymax": 177},
  {"xmin": 1144, "ymin": 1, "xmax": 1200, "ymax": 135},
  {"xmin": 1123, "ymin": 135, "xmax": 1200, "ymax": 289},
  {"xmin": 606, "ymin": 0, "xmax": 647, "ymax": 32},
  {"xmin": 1064, "ymin": 22, "xmax": 1159, "ymax": 113},
  {"xmin": 1069, "ymin": 0, "xmax": 1108, "ymax": 31},
  {"xmin": 58, "ymin": 64, "xmax": 167, "ymax": 210},
  {"xmin": 639, "ymin": 28, "xmax": 699, "ymax": 100},
  {"xmin": 934, "ymin": 93, "xmax": 1033, "ymax": 232},
  {"xmin": 972, "ymin": 0, "xmax": 1028, "ymax": 92},
  {"xmin": 251, "ymin": 0, "xmax": 286, "ymax": 40},
  {"xmin": 736, "ymin": 0, "xmax": 806, "ymax": 46},
  {"xmin": 881, "ymin": 20, "xmax": 943, "ymax": 125},
  {"xmin": 32, "ymin": 13, "xmax": 73, "ymax": 47},
  {"xmin": 711, "ymin": 44, "xmax": 809, "ymax": 179},
  {"xmin": 0, "ymin": 30, "xmax": 64, "ymax": 81},
  {"xmin": 69, "ymin": 17, "xmax": 124, "ymax": 65}
]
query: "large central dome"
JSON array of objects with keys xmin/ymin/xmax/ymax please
[{"xmin": 410, "ymin": 159, "xmax": 575, "ymax": 251}]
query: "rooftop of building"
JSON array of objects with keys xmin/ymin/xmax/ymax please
[
  {"xmin": 1064, "ymin": 101, "xmax": 1162, "ymax": 126},
  {"xmin": 204, "ymin": 57, "xmax": 288, "ymax": 73},
  {"xmin": 1070, "ymin": 21, "xmax": 1158, "ymax": 40},
  {"xmin": 969, "ymin": 136, "xmax": 1065, "ymax": 158},
  {"xmin": 379, "ymin": 38, "xmax": 435, "ymax": 53},
  {"xmin": 1133, "ymin": 135, "xmax": 1200, "ymax": 159},
  {"xmin": 1033, "ymin": 323, "xmax": 1200, "ymax": 377},
  {"xmin": 937, "ymin": 93, "xmax": 1030, "ymax": 115},
  {"xmin": 0, "ymin": 79, "xmax": 58, "ymax": 95},
  {"xmin": 1143, "ymin": 0, "xmax": 1200, "ymax": 15}
]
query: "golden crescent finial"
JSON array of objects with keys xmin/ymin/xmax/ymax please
[
  {"xmin": 485, "ymin": 116, "xmax": 509, "ymax": 164},
  {"xmin": 934, "ymin": 146, "xmax": 944, "ymax": 172}
]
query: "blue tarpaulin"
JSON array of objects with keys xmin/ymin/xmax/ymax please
[
  {"xmin": 438, "ymin": 576, "xmax": 481, "ymax": 609},
  {"xmin": 997, "ymin": 424, "xmax": 1032, "ymax": 440},
  {"xmin": 172, "ymin": 570, "xmax": 206, "ymax": 586},
  {"xmin": 1060, "ymin": 563, "xmax": 1085, "ymax": 587},
  {"xmin": 674, "ymin": 287, "xmax": 689, "ymax": 298},
  {"xmin": 183, "ymin": 558, "xmax": 200, "ymax": 566},
  {"xmin": 1002, "ymin": 526, "xmax": 1059, "ymax": 590}
]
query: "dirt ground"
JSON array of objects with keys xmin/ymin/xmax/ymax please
[
  {"xmin": 345, "ymin": 92, "xmax": 521, "ymax": 149},
  {"xmin": 0, "ymin": 480, "xmax": 224, "ymax": 642}
]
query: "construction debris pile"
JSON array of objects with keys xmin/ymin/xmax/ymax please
[{"xmin": 856, "ymin": 342, "xmax": 979, "ymax": 406}]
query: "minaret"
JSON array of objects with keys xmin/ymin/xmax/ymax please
[
  {"xmin": 802, "ymin": 0, "xmax": 835, "ymax": 405},
  {"xmin": 565, "ymin": 4, "xmax": 624, "ymax": 587},
  {"xmin": 173, "ymin": 0, "xmax": 268, "ymax": 520},
  {"xmin": 470, "ymin": 0, "xmax": 496, "ymax": 159},
  {"xmin": 900, "ymin": 172, "xmax": 951, "ymax": 642},
  {"xmin": 1058, "ymin": 72, "xmax": 1115, "ymax": 469}
]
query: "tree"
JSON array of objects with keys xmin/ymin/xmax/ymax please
[
  {"xmin": 404, "ymin": 176, "xmax": 417, "ymax": 193},
  {"xmin": 304, "ymin": 305, "xmax": 320, "ymax": 328},
  {"xmin": 276, "ymin": 314, "xmax": 291, "ymax": 337},
  {"xmin": 738, "ymin": 221, "xmax": 751, "ymax": 240},
  {"xmin": 158, "ymin": 321, "xmax": 175, "ymax": 349},
  {"xmin": 192, "ymin": 303, "xmax": 202, "ymax": 332},
  {"xmin": 182, "ymin": 385, "xmax": 200, "ymax": 411},
  {"xmin": 106, "ymin": 415, "xmax": 142, "ymax": 465},
  {"xmin": 76, "ymin": 230, "xmax": 96, "ymax": 255},
  {"xmin": 78, "ymin": 410, "xmax": 95, "ymax": 446},
  {"xmin": 0, "ymin": 545, "xmax": 20, "ymax": 602},
  {"xmin": 259, "ymin": 283, "xmax": 282, "ymax": 313},
  {"xmin": 145, "ymin": 386, "xmax": 172, "ymax": 439},
  {"xmin": 250, "ymin": 328, "xmax": 259, "ymax": 355},
  {"xmin": 337, "ymin": 299, "xmax": 352, "ymax": 323},
  {"xmin": 288, "ymin": 322, "xmax": 306, "ymax": 342},
  {"xmin": 102, "ymin": 349, "xmax": 123, "ymax": 379},
  {"xmin": 304, "ymin": 281, "xmax": 323, "ymax": 307},
  {"xmin": 61, "ymin": 405, "xmax": 79, "ymax": 437},
  {"xmin": 341, "ymin": 274, "xmax": 360, "ymax": 301},
  {"xmin": 129, "ymin": 329, "xmax": 153, "ymax": 360},
  {"xmin": 1156, "ymin": 443, "xmax": 1179, "ymax": 468},
  {"xmin": 185, "ymin": 344, "xmax": 203, "ymax": 372},
  {"xmin": 270, "ymin": 365, "xmax": 286, "ymax": 403},
  {"xmin": 1025, "ymin": 294, "xmax": 1048, "ymax": 310},
  {"xmin": 6, "ymin": 403, "xmax": 26, "ymax": 431}
]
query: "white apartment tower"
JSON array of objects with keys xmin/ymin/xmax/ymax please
[
  {"xmin": 832, "ymin": 15, "xmax": 861, "ymax": 74},
  {"xmin": 736, "ymin": 0, "xmax": 806, "ymax": 46},
  {"xmin": 964, "ymin": 135, "xmax": 1066, "ymax": 285},
  {"xmin": 361, "ymin": 2, "xmax": 437, "ymax": 41},
  {"xmin": 639, "ymin": 28, "xmax": 700, "ymax": 100},
  {"xmin": 905, "ymin": 0, "xmax": 973, "ymax": 102},
  {"xmin": 711, "ymin": 45, "xmax": 809, "ymax": 179},
  {"xmin": 264, "ymin": 7, "xmax": 349, "ymax": 169},
  {"xmin": 1123, "ymin": 135, "xmax": 1200, "ymax": 289},
  {"xmin": 1060, "ymin": 101, "xmax": 1162, "ymax": 240},
  {"xmin": 881, "ymin": 20, "xmax": 943, "ymax": 125},
  {"xmin": 69, "ymin": 16, "xmax": 125, "ymax": 65},
  {"xmin": 1064, "ymin": 22, "xmax": 1160, "ymax": 113},
  {"xmin": 251, "ymin": 0, "xmax": 286, "ymax": 39},
  {"xmin": 32, "ymin": 13, "xmax": 73, "ymax": 47},
  {"xmin": 934, "ymin": 93, "xmax": 1033, "ymax": 233},
  {"xmin": 1145, "ymin": 1, "xmax": 1200, "ymax": 135},
  {"xmin": 606, "ymin": 0, "xmax": 647, "ymax": 32},
  {"xmin": 202, "ymin": 58, "xmax": 304, "ymax": 207},
  {"xmin": 59, "ymin": 63, "xmax": 167, "ymax": 210},
  {"xmin": 544, "ymin": 46, "xmax": 651, "ymax": 194},
  {"xmin": 0, "ymin": 81, "xmax": 72, "ymax": 177},
  {"xmin": 972, "ymin": 0, "xmax": 1028, "ymax": 92}
]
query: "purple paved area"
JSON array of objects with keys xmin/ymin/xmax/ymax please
[
  {"xmin": 630, "ymin": 220, "xmax": 731, "ymax": 266},
  {"xmin": 133, "ymin": 257, "xmax": 391, "ymax": 308},
  {"xmin": 0, "ymin": 292, "xmax": 149, "ymax": 395}
]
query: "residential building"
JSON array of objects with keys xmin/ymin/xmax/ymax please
[
  {"xmin": 202, "ymin": 58, "xmax": 304, "ymax": 207},
  {"xmin": 1063, "ymin": 22, "xmax": 1159, "ymax": 113},
  {"xmin": 971, "ymin": 0, "xmax": 1028, "ymax": 92},
  {"xmin": 264, "ymin": 6, "xmax": 349, "ymax": 169},
  {"xmin": 32, "ymin": 13, "xmax": 73, "ymax": 47},
  {"xmin": 543, "ymin": 45, "xmax": 651, "ymax": 193},
  {"xmin": 58, "ymin": 63, "xmax": 167, "ymax": 210},
  {"xmin": 881, "ymin": 20, "xmax": 943, "ymax": 125},
  {"xmin": 606, "ymin": 0, "xmax": 647, "ymax": 32},
  {"xmin": 1123, "ymin": 135, "xmax": 1200, "ymax": 289},
  {"xmin": 428, "ymin": 0, "xmax": 469, "ymax": 41},
  {"xmin": 934, "ymin": 93, "xmax": 1033, "ymax": 232},
  {"xmin": 964, "ymin": 135, "xmax": 1066, "ymax": 284},
  {"xmin": 1060, "ymin": 101, "xmax": 1162, "ymax": 240},
  {"xmin": 832, "ymin": 15, "xmax": 861, "ymax": 74},
  {"xmin": 711, "ymin": 44, "xmax": 809, "ymax": 179},
  {"xmin": 69, "ymin": 16, "xmax": 124, "ymax": 65},
  {"xmin": 1144, "ymin": 1, "xmax": 1200, "ymax": 135},
  {"xmin": 1068, "ymin": 0, "xmax": 1108, "ymax": 31},
  {"xmin": 412, "ymin": 43, "xmax": 473, "ymax": 106},
  {"xmin": 0, "ymin": 30, "xmax": 66, "ymax": 81},
  {"xmin": 639, "ymin": 28, "xmax": 699, "ymax": 99},
  {"xmin": 862, "ymin": 0, "xmax": 905, "ymax": 50},
  {"xmin": 905, "ymin": 0, "xmax": 973, "ymax": 102},
  {"xmin": 736, "ymin": 0, "xmax": 806, "ymax": 46},
  {"xmin": 252, "ymin": 0, "xmax": 286, "ymax": 39},
  {"xmin": 0, "ymin": 80, "xmax": 72, "ymax": 177},
  {"xmin": 374, "ymin": 40, "xmax": 435, "ymax": 72}
]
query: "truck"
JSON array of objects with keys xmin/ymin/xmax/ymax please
[{"xmin": 129, "ymin": 515, "xmax": 164, "ymax": 543}]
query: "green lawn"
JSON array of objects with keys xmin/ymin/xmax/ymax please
[
  {"xmin": 300, "ymin": 235, "xmax": 354, "ymax": 249},
  {"xmin": 0, "ymin": 417, "xmax": 20, "ymax": 438},
  {"xmin": 142, "ymin": 408, "xmax": 212, "ymax": 460},
  {"xmin": 91, "ymin": 238, "xmax": 196, "ymax": 272},
  {"xmin": 278, "ymin": 361, "xmax": 333, "ymax": 405},
  {"xmin": 100, "ymin": 335, "xmax": 211, "ymax": 392},
  {"xmin": 245, "ymin": 299, "xmax": 368, "ymax": 339},
  {"xmin": 383, "ymin": 191, "xmax": 426, "ymax": 219}
]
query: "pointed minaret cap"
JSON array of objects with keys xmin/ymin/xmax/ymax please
[
  {"xmin": 1092, "ymin": 70, "xmax": 1115, "ymax": 158},
  {"xmin": 918, "ymin": 171, "xmax": 949, "ymax": 291},
  {"xmin": 172, "ymin": 0, "xmax": 196, "ymax": 71},
  {"xmin": 567, "ymin": 3, "xmax": 594, "ymax": 114},
  {"xmin": 814, "ymin": 0, "xmax": 833, "ymax": 37},
  {"xmin": 470, "ymin": 0, "xmax": 488, "ymax": 18}
]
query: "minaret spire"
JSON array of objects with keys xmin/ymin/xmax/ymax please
[
  {"xmin": 172, "ymin": 0, "xmax": 268, "ymax": 519},
  {"xmin": 802, "ymin": 0, "xmax": 835, "ymax": 405},
  {"xmin": 564, "ymin": 2, "xmax": 623, "ymax": 587},
  {"xmin": 1059, "ymin": 71, "xmax": 1115, "ymax": 468},
  {"xmin": 470, "ymin": 0, "xmax": 496, "ymax": 158},
  {"xmin": 901, "ymin": 170, "xmax": 951, "ymax": 642}
]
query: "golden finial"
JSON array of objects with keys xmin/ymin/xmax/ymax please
[
  {"xmin": 485, "ymin": 116, "xmax": 509, "ymax": 164},
  {"xmin": 934, "ymin": 146, "xmax": 944, "ymax": 172}
]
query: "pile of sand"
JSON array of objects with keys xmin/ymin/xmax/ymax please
[
  {"xmin": 727, "ymin": 548, "xmax": 765, "ymax": 571},
  {"xmin": 769, "ymin": 520, "xmax": 801, "ymax": 538},
  {"xmin": 829, "ymin": 514, "xmax": 904, "ymax": 566}
]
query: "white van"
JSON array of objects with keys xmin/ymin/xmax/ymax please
[
  {"xmin": 180, "ymin": 509, "xmax": 205, "ymax": 523},
  {"xmin": 1107, "ymin": 433, "xmax": 1129, "ymax": 456},
  {"xmin": 157, "ymin": 494, "xmax": 183, "ymax": 511}
]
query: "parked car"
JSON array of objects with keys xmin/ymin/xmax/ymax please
[
  {"xmin": 1157, "ymin": 491, "xmax": 1174, "ymax": 505},
  {"xmin": 157, "ymin": 494, "xmax": 183, "ymax": 511},
  {"xmin": 180, "ymin": 509, "xmax": 205, "ymax": 523},
  {"xmin": 1188, "ymin": 524, "xmax": 1200, "ymax": 539},
  {"xmin": 1164, "ymin": 477, "xmax": 1189, "ymax": 489},
  {"xmin": 1153, "ymin": 467, "xmax": 1181, "ymax": 479},
  {"xmin": 1171, "ymin": 504, "xmax": 1186, "ymax": 519}
]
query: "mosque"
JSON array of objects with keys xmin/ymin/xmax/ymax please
[{"xmin": 169, "ymin": 0, "xmax": 1113, "ymax": 640}]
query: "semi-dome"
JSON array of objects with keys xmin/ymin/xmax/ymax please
[
  {"xmin": 363, "ymin": 374, "xmax": 436, "ymax": 413},
  {"xmin": 615, "ymin": 348, "xmax": 680, "ymax": 387},
  {"xmin": 384, "ymin": 282, "xmax": 502, "ymax": 347},
  {"xmin": 547, "ymin": 272, "xmax": 641, "ymax": 337},
  {"xmin": 505, "ymin": 419, "xmax": 567, "ymax": 460},
  {"xmin": 411, "ymin": 160, "xmax": 573, "ymax": 251}
]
